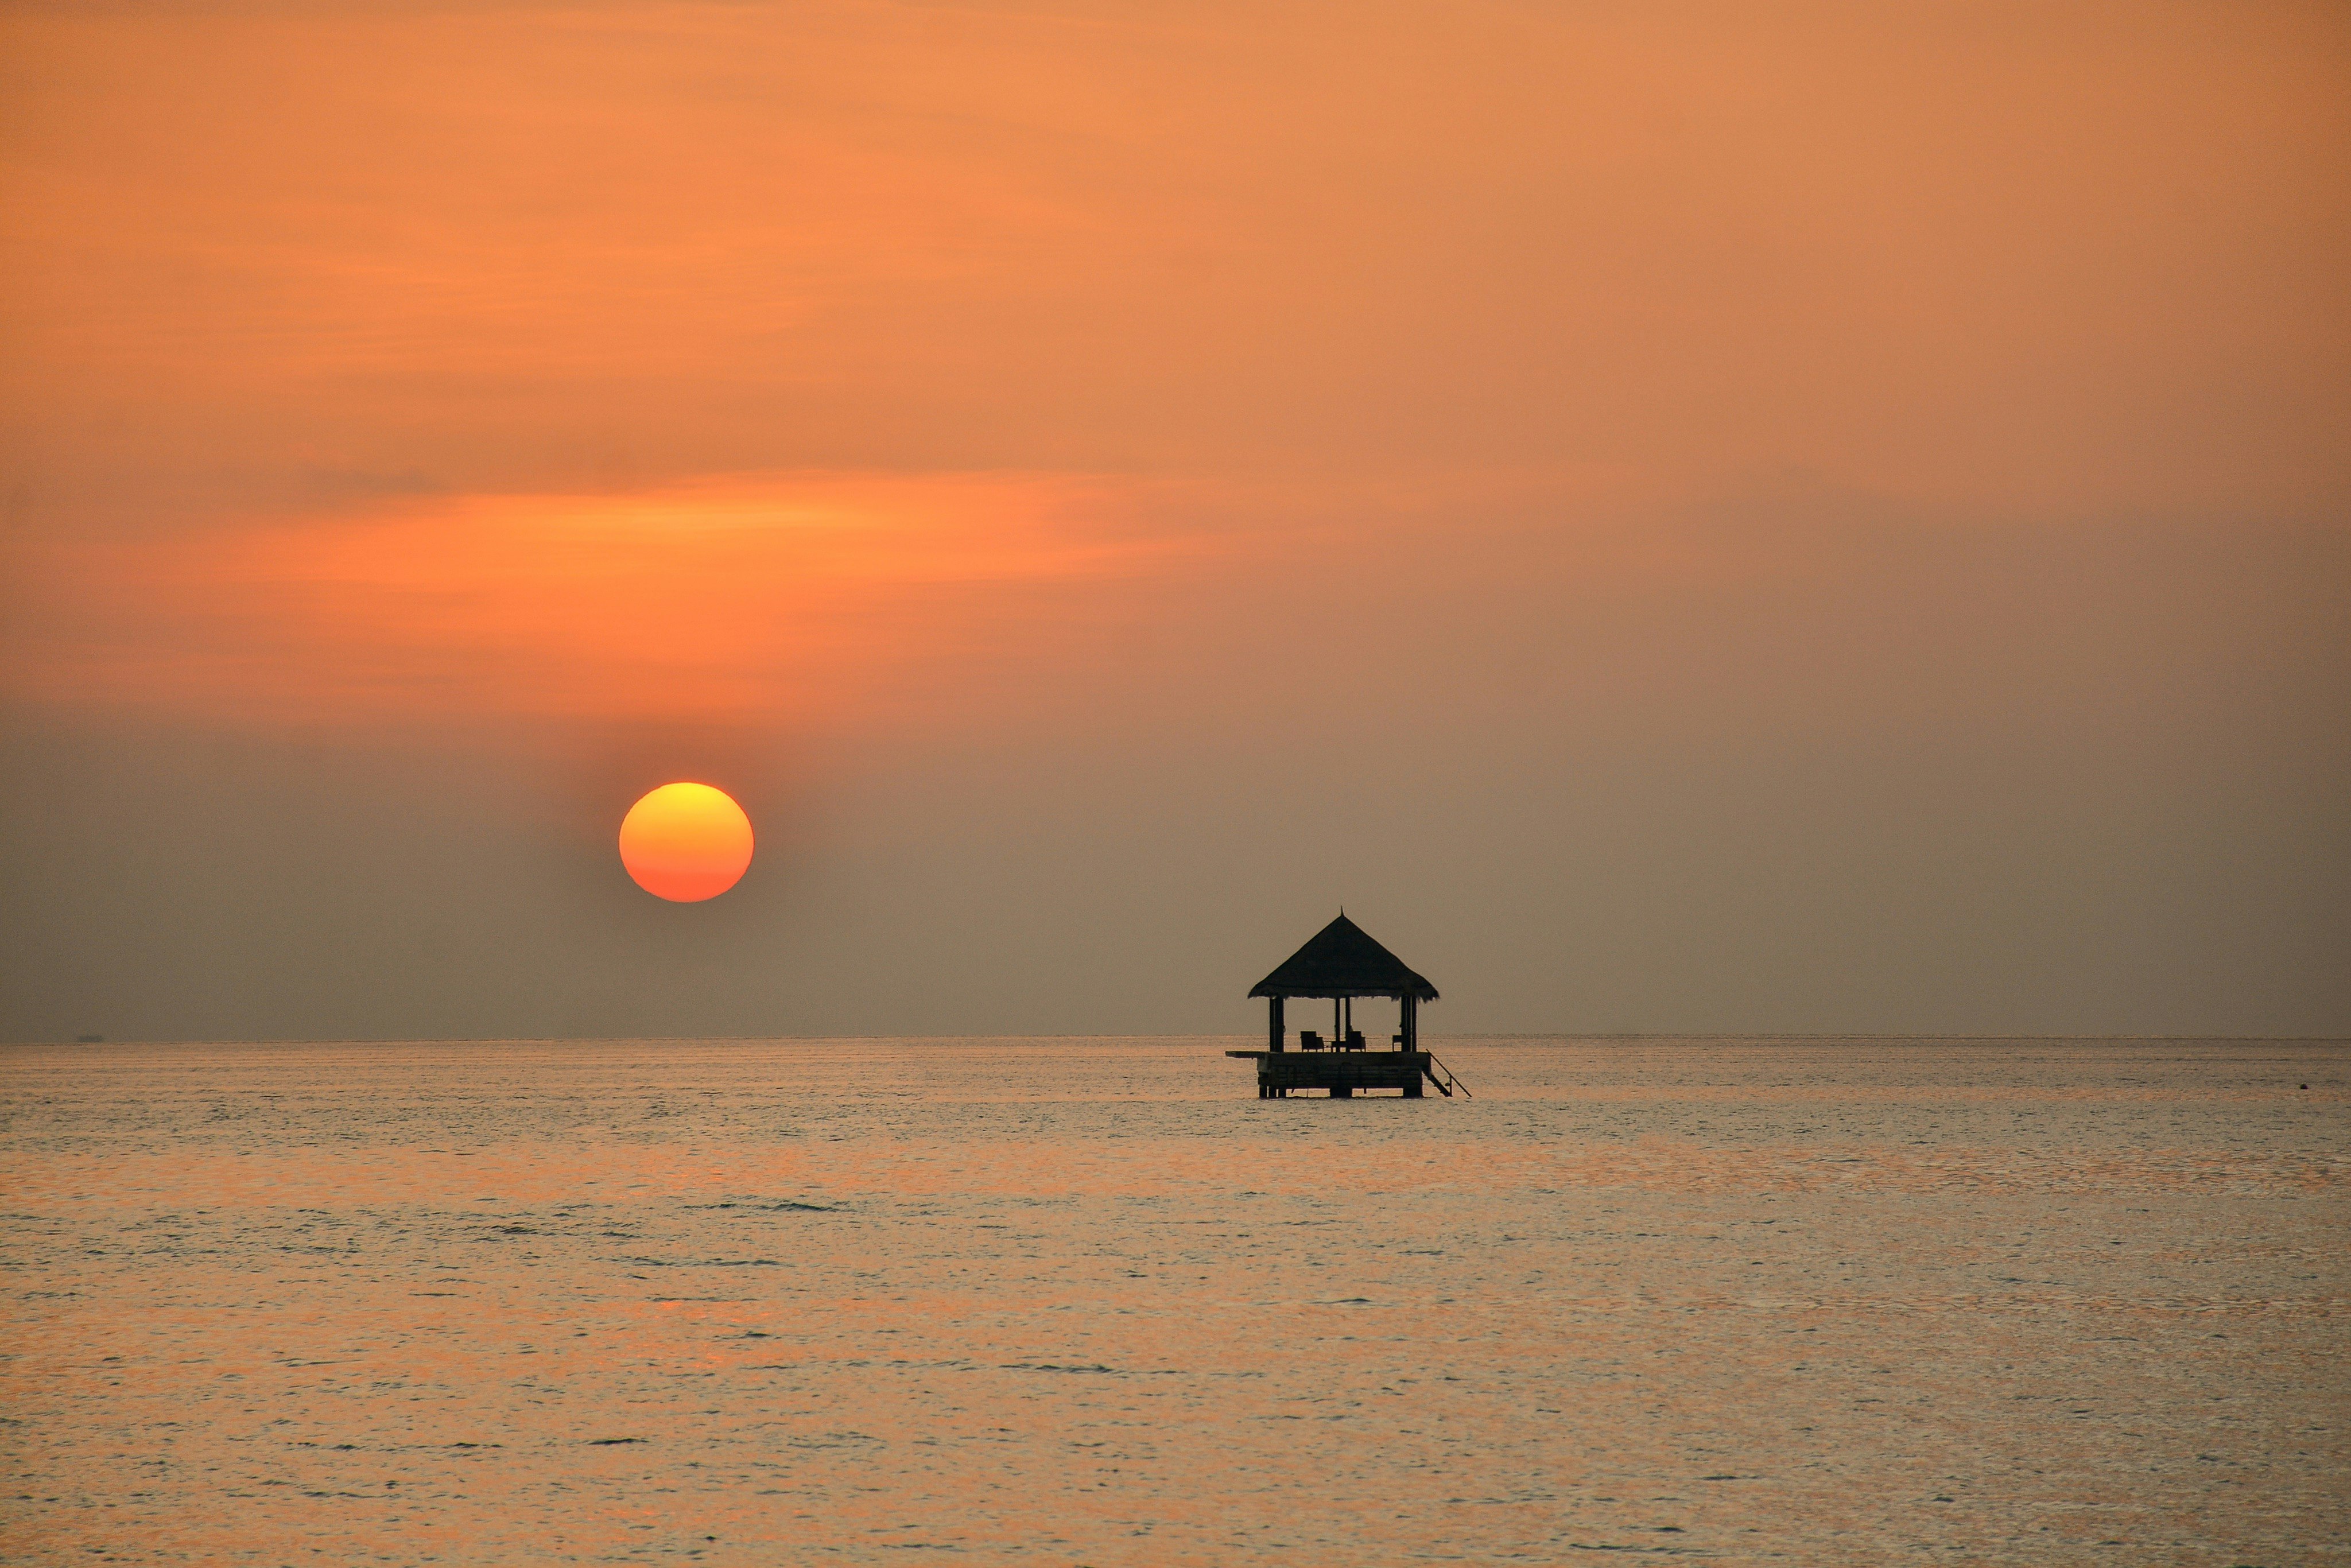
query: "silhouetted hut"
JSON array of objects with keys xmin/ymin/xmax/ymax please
[{"xmin": 1227, "ymin": 914, "xmax": 1461, "ymax": 1097}]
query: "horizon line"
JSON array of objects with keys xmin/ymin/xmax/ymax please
[{"xmin": 9, "ymin": 1031, "xmax": 2346, "ymax": 1047}]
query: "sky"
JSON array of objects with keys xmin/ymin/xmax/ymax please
[{"xmin": 3, "ymin": 0, "xmax": 2346, "ymax": 1041}]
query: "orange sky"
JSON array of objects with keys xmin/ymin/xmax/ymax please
[{"xmin": 2, "ymin": 2, "xmax": 2345, "ymax": 1039}]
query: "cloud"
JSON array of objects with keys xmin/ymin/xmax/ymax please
[{"xmin": 5, "ymin": 471, "xmax": 1204, "ymax": 729}]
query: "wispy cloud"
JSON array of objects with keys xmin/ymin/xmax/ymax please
[{"xmin": 7, "ymin": 472, "xmax": 1201, "ymax": 727}]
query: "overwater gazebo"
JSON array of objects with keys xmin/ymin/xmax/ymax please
[{"xmin": 1226, "ymin": 913, "xmax": 1462, "ymax": 1097}]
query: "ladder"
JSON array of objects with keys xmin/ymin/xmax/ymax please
[{"xmin": 1422, "ymin": 1052, "xmax": 1471, "ymax": 1098}]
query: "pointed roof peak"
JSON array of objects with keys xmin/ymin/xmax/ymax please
[{"xmin": 1249, "ymin": 913, "xmax": 1437, "ymax": 1001}]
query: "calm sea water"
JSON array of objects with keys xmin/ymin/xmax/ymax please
[{"xmin": 2, "ymin": 1037, "xmax": 2344, "ymax": 1566}]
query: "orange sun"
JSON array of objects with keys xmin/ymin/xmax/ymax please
[{"xmin": 619, "ymin": 783, "xmax": 754, "ymax": 902}]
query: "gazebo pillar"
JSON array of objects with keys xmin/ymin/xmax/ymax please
[
  {"xmin": 1267, "ymin": 994, "xmax": 1285, "ymax": 1052},
  {"xmin": 1400, "ymin": 993, "xmax": 1418, "ymax": 1053}
]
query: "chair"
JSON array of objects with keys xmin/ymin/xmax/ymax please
[{"xmin": 1298, "ymin": 1030, "xmax": 1323, "ymax": 1051}]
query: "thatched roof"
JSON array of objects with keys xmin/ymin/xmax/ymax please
[{"xmin": 1248, "ymin": 913, "xmax": 1438, "ymax": 1001}]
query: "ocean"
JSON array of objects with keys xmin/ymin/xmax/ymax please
[{"xmin": 2, "ymin": 1036, "xmax": 2343, "ymax": 1565}]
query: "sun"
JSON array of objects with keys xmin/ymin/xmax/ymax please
[{"xmin": 619, "ymin": 783, "xmax": 754, "ymax": 902}]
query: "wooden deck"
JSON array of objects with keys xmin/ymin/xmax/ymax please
[{"xmin": 1224, "ymin": 1049, "xmax": 1450, "ymax": 1097}]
